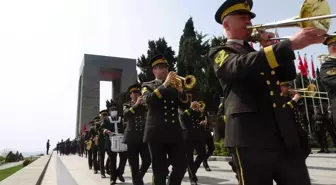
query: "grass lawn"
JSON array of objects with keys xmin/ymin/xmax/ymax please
[{"xmin": 0, "ymin": 164, "xmax": 24, "ymax": 181}]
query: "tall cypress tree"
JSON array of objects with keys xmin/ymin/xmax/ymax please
[{"xmin": 136, "ymin": 38, "xmax": 177, "ymax": 83}]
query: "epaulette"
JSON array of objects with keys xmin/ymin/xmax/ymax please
[
  {"xmin": 184, "ymin": 109, "xmax": 191, "ymax": 116},
  {"xmin": 141, "ymin": 80, "xmax": 155, "ymax": 94}
]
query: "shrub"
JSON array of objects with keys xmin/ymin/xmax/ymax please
[
  {"xmin": 23, "ymin": 159, "xmax": 31, "ymax": 167},
  {"xmin": 213, "ymin": 139, "xmax": 230, "ymax": 156}
]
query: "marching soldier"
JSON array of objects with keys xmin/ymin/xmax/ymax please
[
  {"xmin": 199, "ymin": 101, "xmax": 215, "ymax": 172},
  {"xmin": 320, "ymin": 32, "xmax": 336, "ymax": 142},
  {"xmin": 312, "ymin": 106, "xmax": 329, "ymax": 153},
  {"xmin": 141, "ymin": 54, "xmax": 188, "ymax": 185},
  {"xmin": 209, "ymin": 0, "xmax": 326, "ymax": 184},
  {"xmin": 123, "ymin": 84, "xmax": 151, "ymax": 185},
  {"xmin": 99, "ymin": 110, "xmax": 109, "ymax": 178},
  {"xmin": 180, "ymin": 101, "xmax": 206, "ymax": 185},
  {"xmin": 91, "ymin": 118, "xmax": 100, "ymax": 173},
  {"xmin": 103, "ymin": 101, "xmax": 127, "ymax": 185}
]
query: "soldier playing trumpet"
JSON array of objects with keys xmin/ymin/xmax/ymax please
[{"xmin": 123, "ymin": 84, "xmax": 151, "ymax": 185}]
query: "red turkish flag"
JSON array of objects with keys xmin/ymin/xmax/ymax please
[
  {"xmin": 298, "ymin": 53, "xmax": 307, "ymax": 77},
  {"xmin": 311, "ymin": 56, "xmax": 316, "ymax": 79}
]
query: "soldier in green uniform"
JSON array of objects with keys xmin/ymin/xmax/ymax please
[
  {"xmin": 141, "ymin": 54, "xmax": 188, "ymax": 185},
  {"xmin": 320, "ymin": 32, "xmax": 336, "ymax": 137},
  {"xmin": 123, "ymin": 84, "xmax": 151, "ymax": 185},
  {"xmin": 209, "ymin": 0, "xmax": 326, "ymax": 184}
]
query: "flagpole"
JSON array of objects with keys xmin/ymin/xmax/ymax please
[
  {"xmin": 312, "ymin": 55, "xmax": 324, "ymax": 114},
  {"xmin": 300, "ymin": 72, "xmax": 311, "ymax": 134}
]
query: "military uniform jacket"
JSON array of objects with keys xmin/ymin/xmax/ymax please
[
  {"xmin": 180, "ymin": 108, "xmax": 204, "ymax": 141},
  {"xmin": 141, "ymin": 79, "xmax": 188, "ymax": 143},
  {"xmin": 320, "ymin": 57, "xmax": 336, "ymax": 125},
  {"xmin": 123, "ymin": 101, "xmax": 147, "ymax": 144},
  {"xmin": 200, "ymin": 111, "xmax": 212, "ymax": 139},
  {"xmin": 209, "ymin": 40, "xmax": 300, "ymax": 148}
]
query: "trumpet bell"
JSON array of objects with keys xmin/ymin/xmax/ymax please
[
  {"xmin": 183, "ymin": 75, "xmax": 197, "ymax": 90},
  {"xmin": 292, "ymin": 83, "xmax": 318, "ymax": 97}
]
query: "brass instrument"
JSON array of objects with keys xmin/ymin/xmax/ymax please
[
  {"xmin": 317, "ymin": 54, "xmax": 336, "ymax": 61},
  {"xmin": 290, "ymin": 83, "xmax": 329, "ymax": 99},
  {"xmin": 249, "ymin": 0, "xmax": 336, "ymax": 42},
  {"xmin": 199, "ymin": 101, "xmax": 206, "ymax": 110},
  {"xmin": 86, "ymin": 140, "xmax": 92, "ymax": 150},
  {"xmin": 94, "ymin": 135, "xmax": 99, "ymax": 145},
  {"xmin": 171, "ymin": 75, "xmax": 196, "ymax": 90}
]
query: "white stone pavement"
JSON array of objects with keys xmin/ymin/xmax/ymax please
[{"xmin": 41, "ymin": 152, "xmax": 336, "ymax": 185}]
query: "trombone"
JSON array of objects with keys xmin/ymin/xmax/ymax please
[
  {"xmin": 290, "ymin": 83, "xmax": 329, "ymax": 100},
  {"xmin": 249, "ymin": 0, "xmax": 336, "ymax": 42}
]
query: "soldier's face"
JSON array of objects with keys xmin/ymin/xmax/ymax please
[
  {"xmin": 130, "ymin": 91, "xmax": 140, "ymax": 100},
  {"xmin": 328, "ymin": 43, "xmax": 336, "ymax": 55},
  {"xmin": 280, "ymin": 86, "xmax": 289, "ymax": 94},
  {"xmin": 153, "ymin": 64, "xmax": 169, "ymax": 79},
  {"xmin": 224, "ymin": 14, "xmax": 252, "ymax": 39}
]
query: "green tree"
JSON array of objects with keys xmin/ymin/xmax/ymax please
[{"xmin": 137, "ymin": 38, "xmax": 177, "ymax": 83}]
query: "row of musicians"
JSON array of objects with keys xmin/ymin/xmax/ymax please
[{"xmin": 84, "ymin": 83, "xmax": 216, "ymax": 185}]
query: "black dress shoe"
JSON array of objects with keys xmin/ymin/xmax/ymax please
[
  {"xmin": 94, "ymin": 171, "xmax": 98, "ymax": 174},
  {"xmin": 101, "ymin": 174, "xmax": 106, "ymax": 178},
  {"xmin": 118, "ymin": 175, "xmax": 125, "ymax": 182},
  {"xmin": 89, "ymin": 167, "xmax": 92, "ymax": 170},
  {"xmin": 110, "ymin": 181, "xmax": 116, "ymax": 185}
]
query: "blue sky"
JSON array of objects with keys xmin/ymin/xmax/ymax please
[{"xmin": 0, "ymin": 0, "xmax": 335, "ymax": 153}]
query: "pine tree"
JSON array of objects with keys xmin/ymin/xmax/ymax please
[{"xmin": 137, "ymin": 38, "xmax": 176, "ymax": 83}]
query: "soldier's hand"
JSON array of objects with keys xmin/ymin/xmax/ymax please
[
  {"xmin": 259, "ymin": 31, "xmax": 276, "ymax": 47},
  {"xmin": 176, "ymin": 86, "xmax": 183, "ymax": 93},
  {"xmin": 290, "ymin": 27, "xmax": 326, "ymax": 50},
  {"xmin": 163, "ymin": 72, "xmax": 176, "ymax": 88},
  {"xmin": 293, "ymin": 93, "xmax": 302, "ymax": 102},
  {"xmin": 106, "ymin": 130, "xmax": 112, "ymax": 135}
]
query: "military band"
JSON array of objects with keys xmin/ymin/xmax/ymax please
[{"xmin": 54, "ymin": 0, "xmax": 336, "ymax": 184}]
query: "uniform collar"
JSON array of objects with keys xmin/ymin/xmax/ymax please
[{"xmin": 227, "ymin": 39, "xmax": 244, "ymax": 45}]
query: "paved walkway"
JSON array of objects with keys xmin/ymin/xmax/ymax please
[
  {"xmin": 0, "ymin": 161, "xmax": 23, "ymax": 170},
  {"xmin": 41, "ymin": 152, "xmax": 336, "ymax": 185}
]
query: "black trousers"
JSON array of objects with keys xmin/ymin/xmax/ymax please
[
  {"xmin": 148, "ymin": 141, "xmax": 187, "ymax": 185},
  {"xmin": 99, "ymin": 148, "xmax": 106, "ymax": 175},
  {"xmin": 315, "ymin": 131, "xmax": 328, "ymax": 150},
  {"xmin": 204, "ymin": 136, "xmax": 215, "ymax": 160},
  {"xmin": 186, "ymin": 140, "xmax": 206, "ymax": 181},
  {"xmin": 106, "ymin": 151, "xmax": 127, "ymax": 182},
  {"xmin": 92, "ymin": 148, "xmax": 99, "ymax": 172},
  {"xmin": 230, "ymin": 147, "xmax": 311, "ymax": 185},
  {"xmin": 88, "ymin": 149, "xmax": 93, "ymax": 169},
  {"xmin": 46, "ymin": 147, "xmax": 49, "ymax": 155},
  {"xmin": 127, "ymin": 143, "xmax": 151, "ymax": 185}
]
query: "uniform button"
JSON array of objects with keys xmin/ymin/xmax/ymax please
[
  {"xmin": 171, "ymin": 100, "xmax": 174, "ymax": 103},
  {"xmin": 172, "ymin": 120, "xmax": 175, "ymax": 123},
  {"xmin": 164, "ymin": 100, "xmax": 167, "ymax": 103},
  {"xmin": 273, "ymin": 103, "xmax": 276, "ymax": 108},
  {"xmin": 172, "ymin": 107, "xmax": 175, "ymax": 110},
  {"xmin": 165, "ymin": 119, "xmax": 167, "ymax": 122},
  {"xmin": 271, "ymin": 70, "xmax": 275, "ymax": 75},
  {"xmin": 164, "ymin": 106, "xmax": 167, "ymax": 109},
  {"xmin": 280, "ymin": 92, "xmax": 283, "ymax": 96},
  {"xmin": 260, "ymin": 72, "xmax": 265, "ymax": 75},
  {"xmin": 282, "ymin": 104, "xmax": 286, "ymax": 108},
  {"xmin": 270, "ymin": 91, "xmax": 274, "ymax": 96},
  {"xmin": 276, "ymin": 81, "xmax": 280, "ymax": 85},
  {"xmin": 266, "ymin": 80, "xmax": 271, "ymax": 85},
  {"xmin": 172, "ymin": 114, "xmax": 175, "ymax": 116},
  {"xmin": 165, "ymin": 112, "xmax": 167, "ymax": 115}
]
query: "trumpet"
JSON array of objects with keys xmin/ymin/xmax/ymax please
[
  {"xmin": 249, "ymin": 0, "xmax": 336, "ymax": 42},
  {"xmin": 317, "ymin": 54, "xmax": 336, "ymax": 61},
  {"xmin": 290, "ymin": 83, "xmax": 329, "ymax": 99},
  {"xmin": 170, "ymin": 75, "xmax": 196, "ymax": 90},
  {"xmin": 198, "ymin": 101, "xmax": 206, "ymax": 110}
]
